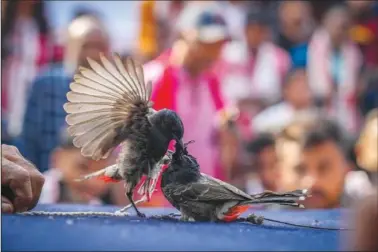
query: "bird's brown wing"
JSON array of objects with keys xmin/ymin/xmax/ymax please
[
  {"xmin": 63, "ymin": 54, "xmax": 153, "ymax": 160},
  {"xmin": 164, "ymin": 176, "xmax": 250, "ymax": 204},
  {"xmin": 200, "ymin": 173, "xmax": 253, "ymax": 200}
]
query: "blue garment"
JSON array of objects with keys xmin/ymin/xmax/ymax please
[
  {"xmin": 290, "ymin": 43, "xmax": 308, "ymax": 68},
  {"xmin": 17, "ymin": 63, "xmax": 72, "ymax": 172},
  {"xmin": 330, "ymin": 50, "xmax": 344, "ymax": 90}
]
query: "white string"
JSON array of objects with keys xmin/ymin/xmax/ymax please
[{"xmin": 20, "ymin": 211, "xmax": 129, "ymax": 217}]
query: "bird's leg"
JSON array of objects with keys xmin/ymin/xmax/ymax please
[
  {"xmin": 126, "ymin": 191, "xmax": 146, "ymax": 218},
  {"xmin": 115, "ymin": 195, "xmax": 147, "ymax": 214}
]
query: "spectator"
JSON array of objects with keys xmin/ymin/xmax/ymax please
[
  {"xmin": 138, "ymin": 0, "xmax": 186, "ymax": 62},
  {"xmin": 307, "ymin": 5, "xmax": 363, "ymax": 134},
  {"xmin": 39, "ymin": 128, "xmax": 115, "ymax": 205},
  {"xmin": 276, "ymin": 1, "xmax": 314, "ymax": 67},
  {"xmin": 296, "ymin": 120, "xmax": 353, "ymax": 209},
  {"xmin": 214, "ymin": 106, "xmax": 254, "ymax": 186},
  {"xmin": 348, "ymin": 0, "xmax": 378, "ymax": 68},
  {"xmin": 276, "ymin": 117, "xmax": 315, "ymax": 192},
  {"xmin": 355, "ymin": 109, "xmax": 378, "ymax": 185},
  {"xmin": 1, "ymin": 0, "xmax": 53, "ymax": 139},
  {"xmin": 219, "ymin": 1, "xmax": 250, "ymax": 42},
  {"xmin": 17, "ymin": 15, "xmax": 110, "ymax": 173},
  {"xmin": 245, "ymin": 133, "xmax": 280, "ymax": 194},
  {"xmin": 252, "ymin": 67, "xmax": 318, "ymax": 134},
  {"xmin": 145, "ymin": 11, "xmax": 228, "ymax": 179},
  {"xmin": 217, "ymin": 10, "xmax": 291, "ymax": 107}
]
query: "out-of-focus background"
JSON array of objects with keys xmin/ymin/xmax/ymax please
[{"xmin": 1, "ymin": 0, "xmax": 377, "ymax": 210}]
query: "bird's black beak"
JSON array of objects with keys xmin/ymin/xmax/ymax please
[{"xmin": 174, "ymin": 137, "xmax": 184, "ymax": 150}]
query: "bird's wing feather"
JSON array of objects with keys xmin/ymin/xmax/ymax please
[
  {"xmin": 63, "ymin": 53, "xmax": 153, "ymax": 160},
  {"xmin": 200, "ymin": 173, "xmax": 253, "ymax": 199},
  {"xmin": 164, "ymin": 179, "xmax": 249, "ymax": 204}
]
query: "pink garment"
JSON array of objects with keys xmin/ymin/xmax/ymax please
[
  {"xmin": 307, "ymin": 28, "xmax": 362, "ymax": 133},
  {"xmin": 2, "ymin": 18, "xmax": 52, "ymax": 137},
  {"xmin": 214, "ymin": 41, "xmax": 291, "ymax": 106},
  {"xmin": 144, "ymin": 57, "xmax": 225, "ymax": 179}
]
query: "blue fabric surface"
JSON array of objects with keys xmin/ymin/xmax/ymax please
[{"xmin": 2, "ymin": 204, "xmax": 352, "ymax": 251}]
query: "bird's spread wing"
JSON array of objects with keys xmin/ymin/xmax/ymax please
[{"xmin": 63, "ymin": 54, "xmax": 153, "ymax": 160}]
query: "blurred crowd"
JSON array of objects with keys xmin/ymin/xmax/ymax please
[{"xmin": 1, "ymin": 0, "xmax": 377, "ymax": 210}]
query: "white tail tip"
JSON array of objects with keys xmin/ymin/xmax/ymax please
[{"xmin": 299, "ymin": 196, "xmax": 306, "ymax": 201}]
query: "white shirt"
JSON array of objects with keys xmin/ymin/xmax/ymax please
[{"xmin": 251, "ymin": 102, "xmax": 317, "ymax": 134}]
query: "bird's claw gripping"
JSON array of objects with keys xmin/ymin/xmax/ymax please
[{"xmin": 137, "ymin": 212, "xmax": 146, "ymax": 218}]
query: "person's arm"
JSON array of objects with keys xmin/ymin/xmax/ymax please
[{"xmin": 17, "ymin": 77, "xmax": 46, "ymax": 171}]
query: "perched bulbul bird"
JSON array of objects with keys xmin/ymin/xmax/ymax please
[
  {"xmin": 63, "ymin": 54, "xmax": 184, "ymax": 217},
  {"xmin": 161, "ymin": 141, "xmax": 309, "ymax": 222}
]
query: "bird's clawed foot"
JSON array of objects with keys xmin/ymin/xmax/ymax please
[
  {"xmin": 237, "ymin": 214, "xmax": 264, "ymax": 225},
  {"xmin": 137, "ymin": 212, "xmax": 146, "ymax": 218},
  {"xmin": 151, "ymin": 213, "xmax": 179, "ymax": 221},
  {"xmin": 246, "ymin": 214, "xmax": 264, "ymax": 225}
]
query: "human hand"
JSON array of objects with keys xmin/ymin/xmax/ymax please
[{"xmin": 1, "ymin": 144, "xmax": 45, "ymax": 213}]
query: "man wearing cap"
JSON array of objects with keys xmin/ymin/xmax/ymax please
[{"xmin": 143, "ymin": 11, "xmax": 228, "ymax": 186}]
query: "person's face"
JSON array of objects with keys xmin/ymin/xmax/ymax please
[
  {"xmin": 284, "ymin": 70, "xmax": 312, "ymax": 109},
  {"xmin": 190, "ymin": 39, "xmax": 226, "ymax": 71},
  {"xmin": 245, "ymin": 23, "xmax": 267, "ymax": 50},
  {"xmin": 325, "ymin": 11, "xmax": 350, "ymax": 47},
  {"xmin": 257, "ymin": 146, "xmax": 281, "ymax": 191},
  {"xmin": 52, "ymin": 148, "xmax": 112, "ymax": 198},
  {"xmin": 277, "ymin": 139, "xmax": 302, "ymax": 191},
  {"xmin": 78, "ymin": 30, "xmax": 110, "ymax": 67},
  {"xmin": 279, "ymin": 2, "xmax": 313, "ymax": 43},
  {"xmin": 296, "ymin": 141, "xmax": 349, "ymax": 209}
]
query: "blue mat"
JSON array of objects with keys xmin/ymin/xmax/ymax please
[{"xmin": 2, "ymin": 204, "xmax": 352, "ymax": 251}]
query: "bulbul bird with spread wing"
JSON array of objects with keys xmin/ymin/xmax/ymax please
[
  {"xmin": 63, "ymin": 54, "xmax": 184, "ymax": 217},
  {"xmin": 161, "ymin": 141, "xmax": 309, "ymax": 222}
]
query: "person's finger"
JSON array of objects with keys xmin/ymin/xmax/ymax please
[
  {"xmin": 2, "ymin": 148, "xmax": 45, "ymax": 210},
  {"xmin": 26, "ymin": 169, "xmax": 45, "ymax": 210},
  {"xmin": 1, "ymin": 144, "xmax": 21, "ymax": 157},
  {"xmin": 2, "ymin": 196, "xmax": 14, "ymax": 213},
  {"xmin": 1, "ymin": 157, "xmax": 33, "ymax": 212}
]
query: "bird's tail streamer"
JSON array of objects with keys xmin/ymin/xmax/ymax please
[{"xmin": 243, "ymin": 189, "xmax": 310, "ymax": 208}]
